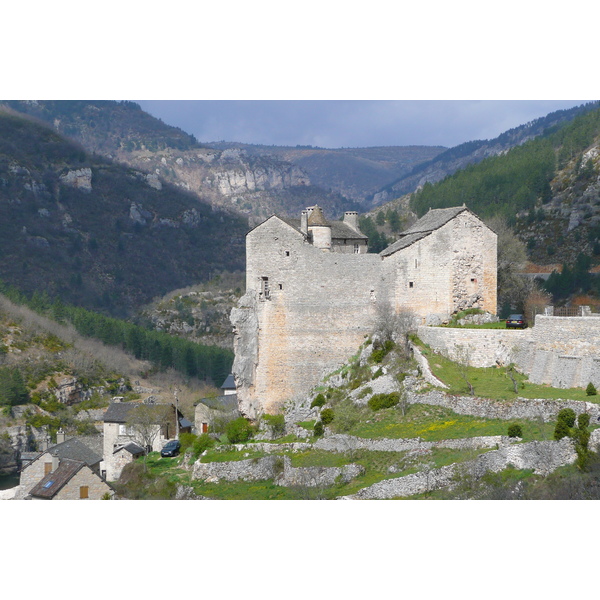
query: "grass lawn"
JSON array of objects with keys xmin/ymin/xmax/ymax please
[
  {"xmin": 340, "ymin": 402, "xmax": 555, "ymax": 441},
  {"xmin": 417, "ymin": 341, "xmax": 597, "ymax": 402}
]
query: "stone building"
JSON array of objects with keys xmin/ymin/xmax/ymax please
[
  {"xmin": 102, "ymin": 399, "xmax": 185, "ymax": 481},
  {"xmin": 28, "ymin": 458, "xmax": 113, "ymax": 500},
  {"xmin": 17, "ymin": 433, "xmax": 103, "ymax": 499},
  {"xmin": 231, "ymin": 204, "xmax": 497, "ymax": 418}
]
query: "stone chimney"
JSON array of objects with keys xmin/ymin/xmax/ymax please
[
  {"xmin": 301, "ymin": 210, "xmax": 308, "ymax": 235},
  {"xmin": 56, "ymin": 428, "xmax": 66, "ymax": 444},
  {"xmin": 51, "ymin": 454, "xmax": 59, "ymax": 472},
  {"xmin": 343, "ymin": 211, "xmax": 359, "ymax": 231}
]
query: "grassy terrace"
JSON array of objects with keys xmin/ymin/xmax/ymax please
[
  {"xmin": 135, "ymin": 445, "xmax": 493, "ymax": 500},
  {"xmin": 416, "ymin": 339, "xmax": 596, "ymax": 402}
]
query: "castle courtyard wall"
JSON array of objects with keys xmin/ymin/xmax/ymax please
[{"xmin": 417, "ymin": 314, "xmax": 600, "ymax": 390}]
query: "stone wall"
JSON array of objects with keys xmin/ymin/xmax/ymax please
[
  {"xmin": 417, "ymin": 315, "xmax": 600, "ymax": 389},
  {"xmin": 406, "ymin": 389, "xmax": 600, "ymax": 424},
  {"xmin": 191, "ymin": 454, "xmax": 364, "ymax": 488},
  {"xmin": 49, "ymin": 466, "xmax": 113, "ymax": 500},
  {"xmin": 417, "ymin": 325, "xmax": 530, "ymax": 368},
  {"xmin": 346, "ymin": 437, "xmax": 577, "ymax": 499},
  {"xmin": 382, "ymin": 210, "xmax": 497, "ymax": 320},
  {"xmin": 233, "ymin": 216, "xmax": 381, "ymax": 418}
]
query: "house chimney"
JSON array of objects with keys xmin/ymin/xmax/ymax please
[
  {"xmin": 301, "ymin": 210, "xmax": 308, "ymax": 235},
  {"xmin": 343, "ymin": 211, "xmax": 359, "ymax": 231},
  {"xmin": 56, "ymin": 428, "xmax": 66, "ymax": 444},
  {"xmin": 51, "ymin": 454, "xmax": 59, "ymax": 472}
]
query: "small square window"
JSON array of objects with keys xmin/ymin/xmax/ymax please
[
  {"xmin": 285, "ymin": 251, "xmax": 290, "ymax": 256},
  {"xmin": 279, "ymin": 284, "xmax": 283, "ymax": 290},
  {"xmin": 409, "ymin": 282, "xmax": 414, "ymax": 288}
]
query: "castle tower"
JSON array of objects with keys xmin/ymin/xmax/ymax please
[{"xmin": 307, "ymin": 205, "xmax": 331, "ymax": 251}]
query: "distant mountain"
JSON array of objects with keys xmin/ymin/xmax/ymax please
[
  {"xmin": 207, "ymin": 142, "xmax": 446, "ymax": 204},
  {"xmin": 0, "ymin": 108, "xmax": 247, "ymax": 316},
  {"xmin": 374, "ymin": 102, "xmax": 600, "ymax": 205},
  {"xmin": 3, "ymin": 101, "xmax": 360, "ymax": 223}
]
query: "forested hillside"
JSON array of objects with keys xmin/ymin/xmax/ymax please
[
  {"xmin": 0, "ymin": 109, "xmax": 247, "ymax": 317},
  {"xmin": 377, "ymin": 101, "xmax": 600, "ymax": 202}
]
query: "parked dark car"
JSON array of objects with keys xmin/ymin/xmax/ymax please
[
  {"xmin": 160, "ymin": 440, "xmax": 181, "ymax": 457},
  {"xmin": 506, "ymin": 314, "xmax": 527, "ymax": 329}
]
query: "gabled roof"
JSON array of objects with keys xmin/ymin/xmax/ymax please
[
  {"xmin": 47, "ymin": 437, "xmax": 102, "ymax": 467},
  {"xmin": 103, "ymin": 402, "xmax": 136, "ymax": 423},
  {"xmin": 179, "ymin": 416, "xmax": 193, "ymax": 429},
  {"xmin": 380, "ymin": 206, "xmax": 472, "ymax": 257},
  {"xmin": 221, "ymin": 373, "xmax": 236, "ymax": 390},
  {"xmin": 114, "ymin": 442, "xmax": 145, "ymax": 456},
  {"xmin": 29, "ymin": 458, "xmax": 86, "ymax": 499},
  {"xmin": 196, "ymin": 394, "xmax": 239, "ymax": 411}
]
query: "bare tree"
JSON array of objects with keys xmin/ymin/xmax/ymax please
[
  {"xmin": 374, "ymin": 303, "xmax": 417, "ymax": 358},
  {"xmin": 454, "ymin": 344, "xmax": 475, "ymax": 396},
  {"xmin": 126, "ymin": 403, "xmax": 172, "ymax": 468}
]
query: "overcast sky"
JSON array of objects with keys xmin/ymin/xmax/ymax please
[{"xmin": 136, "ymin": 100, "xmax": 591, "ymax": 149}]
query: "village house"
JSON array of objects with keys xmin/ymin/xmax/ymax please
[
  {"xmin": 17, "ymin": 430, "xmax": 103, "ymax": 499},
  {"xmin": 231, "ymin": 205, "xmax": 497, "ymax": 418},
  {"xmin": 28, "ymin": 457, "xmax": 113, "ymax": 500},
  {"xmin": 194, "ymin": 374, "xmax": 240, "ymax": 434},
  {"xmin": 102, "ymin": 399, "xmax": 189, "ymax": 481}
]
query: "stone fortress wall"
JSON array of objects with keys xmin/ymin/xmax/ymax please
[
  {"xmin": 232, "ymin": 206, "xmax": 497, "ymax": 418},
  {"xmin": 418, "ymin": 314, "xmax": 600, "ymax": 389}
]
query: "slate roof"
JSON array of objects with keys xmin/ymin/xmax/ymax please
[
  {"xmin": 307, "ymin": 206, "xmax": 328, "ymax": 226},
  {"xmin": 103, "ymin": 401, "xmax": 136, "ymax": 423},
  {"xmin": 114, "ymin": 442, "xmax": 145, "ymax": 456},
  {"xmin": 47, "ymin": 437, "xmax": 102, "ymax": 467},
  {"xmin": 197, "ymin": 394, "xmax": 239, "ymax": 411},
  {"xmin": 380, "ymin": 206, "xmax": 470, "ymax": 257},
  {"xmin": 283, "ymin": 217, "xmax": 368, "ymax": 241},
  {"xmin": 221, "ymin": 373, "xmax": 236, "ymax": 390},
  {"xmin": 29, "ymin": 458, "xmax": 86, "ymax": 499},
  {"xmin": 179, "ymin": 417, "xmax": 193, "ymax": 429}
]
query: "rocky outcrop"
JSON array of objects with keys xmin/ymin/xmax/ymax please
[{"xmin": 59, "ymin": 168, "xmax": 92, "ymax": 192}]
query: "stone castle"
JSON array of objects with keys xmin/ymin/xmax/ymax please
[{"xmin": 231, "ymin": 205, "xmax": 497, "ymax": 418}]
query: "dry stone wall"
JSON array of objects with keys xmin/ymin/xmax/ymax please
[
  {"xmin": 417, "ymin": 326, "xmax": 530, "ymax": 368},
  {"xmin": 417, "ymin": 315, "xmax": 600, "ymax": 389},
  {"xmin": 407, "ymin": 389, "xmax": 600, "ymax": 424},
  {"xmin": 345, "ymin": 438, "xmax": 577, "ymax": 499}
]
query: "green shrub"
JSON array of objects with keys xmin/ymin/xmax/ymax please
[
  {"xmin": 368, "ymin": 392, "xmax": 400, "ymax": 411},
  {"xmin": 586, "ymin": 382, "xmax": 597, "ymax": 396},
  {"xmin": 507, "ymin": 424, "xmax": 523, "ymax": 438},
  {"xmin": 577, "ymin": 413, "xmax": 590, "ymax": 429},
  {"xmin": 320, "ymin": 408, "xmax": 334, "ymax": 425},
  {"xmin": 371, "ymin": 340, "xmax": 395, "ymax": 364},
  {"xmin": 553, "ymin": 408, "xmax": 577, "ymax": 441},
  {"xmin": 263, "ymin": 413, "xmax": 286, "ymax": 437},
  {"xmin": 357, "ymin": 386, "xmax": 372, "ymax": 399},
  {"xmin": 192, "ymin": 433, "xmax": 215, "ymax": 458},
  {"xmin": 314, "ymin": 420, "xmax": 324, "ymax": 437},
  {"xmin": 226, "ymin": 417, "xmax": 254, "ymax": 444},
  {"xmin": 311, "ymin": 393, "xmax": 326, "ymax": 408},
  {"xmin": 178, "ymin": 432, "xmax": 197, "ymax": 453},
  {"xmin": 557, "ymin": 408, "xmax": 576, "ymax": 428}
]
